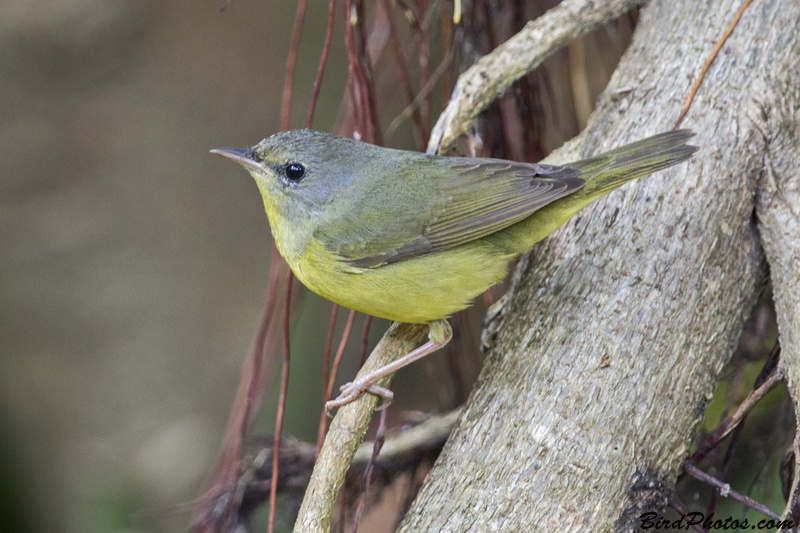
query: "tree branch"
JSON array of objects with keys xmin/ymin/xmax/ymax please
[
  {"xmin": 426, "ymin": 0, "xmax": 643, "ymax": 154},
  {"xmin": 293, "ymin": 322, "xmax": 427, "ymax": 532},
  {"xmin": 401, "ymin": 0, "xmax": 798, "ymax": 529},
  {"xmin": 751, "ymin": 25, "xmax": 800, "ymax": 521}
]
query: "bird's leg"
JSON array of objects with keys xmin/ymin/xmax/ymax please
[{"xmin": 325, "ymin": 320, "xmax": 453, "ymax": 415}]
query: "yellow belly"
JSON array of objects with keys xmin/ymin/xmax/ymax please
[{"xmin": 288, "ymin": 238, "xmax": 513, "ymax": 323}]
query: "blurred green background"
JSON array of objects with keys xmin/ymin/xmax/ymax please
[{"xmin": 0, "ymin": 1, "xmax": 355, "ymax": 531}]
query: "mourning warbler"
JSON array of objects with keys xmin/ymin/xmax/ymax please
[{"xmin": 212, "ymin": 129, "xmax": 697, "ymax": 411}]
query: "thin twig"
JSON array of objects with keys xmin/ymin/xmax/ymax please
[
  {"xmin": 684, "ymin": 463, "xmax": 781, "ymax": 521},
  {"xmin": 236, "ymin": 409, "xmax": 461, "ymax": 519},
  {"xmin": 191, "ymin": 247, "xmax": 286, "ymax": 531},
  {"xmin": 281, "ymin": 0, "xmax": 307, "ymax": 130},
  {"xmin": 480, "ymin": 0, "xmax": 497, "ymax": 49},
  {"xmin": 326, "ymin": 310, "xmax": 358, "ymax": 402},
  {"xmin": 386, "ymin": 47, "xmax": 454, "ymax": 139},
  {"xmin": 438, "ymin": 9, "xmax": 453, "ymax": 150},
  {"xmin": 307, "ymin": 0, "xmax": 338, "ymax": 129},
  {"xmin": 317, "ymin": 304, "xmax": 340, "ymax": 456},
  {"xmin": 673, "ymin": 0, "xmax": 754, "ymax": 129},
  {"xmin": 688, "ymin": 368, "xmax": 785, "ymax": 466},
  {"xmin": 510, "ymin": 0, "xmax": 543, "ymax": 163},
  {"xmin": 352, "ymin": 409, "xmax": 388, "ymax": 530},
  {"xmin": 479, "ymin": 0, "xmax": 521, "ymax": 162},
  {"xmin": 269, "ymin": 0, "xmax": 307, "ymax": 527},
  {"xmin": 383, "ymin": 0, "xmax": 426, "ymax": 146},
  {"xmin": 344, "ymin": 0, "xmax": 381, "ymax": 144},
  {"xmin": 268, "ymin": 273, "xmax": 294, "ymax": 533},
  {"xmin": 354, "ymin": 1, "xmax": 382, "ymax": 145},
  {"xmin": 315, "ymin": 309, "xmax": 358, "ymax": 451},
  {"xmin": 344, "ymin": 0, "xmax": 366, "ymax": 137},
  {"xmin": 359, "ymin": 315, "xmax": 373, "ymax": 369},
  {"xmin": 416, "ymin": 0, "xmax": 431, "ymax": 135},
  {"xmin": 754, "ymin": 342, "xmax": 781, "ymax": 389},
  {"xmin": 427, "ymin": 0, "xmax": 642, "ymax": 153},
  {"xmin": 781, "ymin": 435, "xmax": 800, "ymax": 522},
  {"xmin": 669, "ymin": 497, "xmax": 708, "ymax": 533},
  {"xmin": 447, "ymin": 311, "xmax": 470, "ymax": 405},
  {"xmin": 323, "ymin": 305, "xmax": 340, "ymax": 403},
  {"xmin": 706, "ymin": 342, "xmax": 781, "ymax": 516},
  {"xmin": 293, "ymin": 323, "xmax": 429, "ymax": 532}
]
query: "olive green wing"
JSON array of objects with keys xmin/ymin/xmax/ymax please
[{"xmin": 320, "ymin": 158, "xmax": 585, "ymax": 268}]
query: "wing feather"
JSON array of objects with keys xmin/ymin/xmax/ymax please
[{"xmin": 320, "ymin": 157, "xmax": 585, "ymax": 268}]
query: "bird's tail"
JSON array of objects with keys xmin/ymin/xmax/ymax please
[
  {"xmin": 568, "ymin": 129, "xmax": 698, "ymax": 203},
  {"xmin": 500, "ymin": 130, "xmax": 697, "ymax": 255}
]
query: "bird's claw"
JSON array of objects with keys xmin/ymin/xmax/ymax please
[{"xmin": 324, "ymin": 380, "xmax": 394, "ymax": 417}]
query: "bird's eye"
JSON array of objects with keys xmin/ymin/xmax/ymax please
[{"xmin": 284, "ymin": 162, "xmax": 305, "ymax": 181}]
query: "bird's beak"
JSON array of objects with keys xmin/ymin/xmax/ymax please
[{"xmin": 210, "ymin": 147, "xmax": 262, "ymax": 172}]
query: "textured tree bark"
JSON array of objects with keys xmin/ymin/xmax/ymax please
[
  {"xmin": 400, "ymin": 0, "xmax": 798, "ymax": 530},
  {"xmin": 752, "ymin": 17, "xmax": 800, "ymax": 517},
  {"xmin": 426, "ymin": 0, "xmax": 643, "ymax": 153},
  {"xmin": 294, "ymin": 322, "xmax": 427, "ymax": 532}
]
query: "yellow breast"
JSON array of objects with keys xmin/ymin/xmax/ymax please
[{"xmin": 288, "ymin": 238, "xmax": 512, "ymax": 324}]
